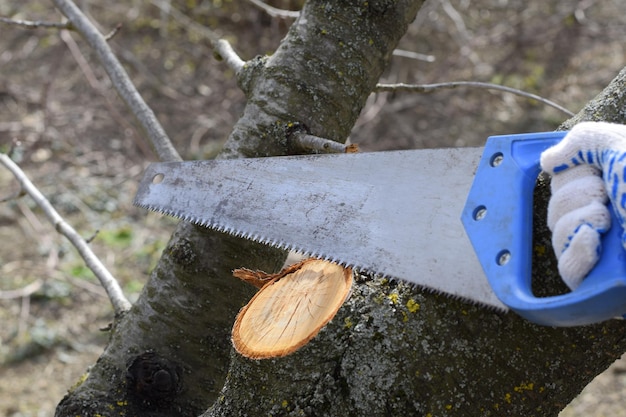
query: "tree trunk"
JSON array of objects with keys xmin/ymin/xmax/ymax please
[{"xmin": 56, "ymin": 1, "xmax": 626, "ymax": 416}]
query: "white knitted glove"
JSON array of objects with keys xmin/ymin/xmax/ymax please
[{"xmin": 540, "ymin": 121, "xmax": 626, "ymax": 289}]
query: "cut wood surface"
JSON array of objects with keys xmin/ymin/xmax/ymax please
[{"xmin": 232, "ymin": 259, "xmax": 352, "ymax": 359}]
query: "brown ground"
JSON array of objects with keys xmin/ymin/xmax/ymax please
[{"xmin": 1, "ymin": 1, "xmax": 626, "ymax": 415}]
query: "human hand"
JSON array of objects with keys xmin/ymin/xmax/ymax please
[{"xmin": 539, "ymin": 121, "xmax": 626, "ymax": 289}]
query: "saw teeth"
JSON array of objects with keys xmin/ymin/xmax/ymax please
[{"xmin": 135, "ymin": 200, "xmax": 508, "ymax": 313}]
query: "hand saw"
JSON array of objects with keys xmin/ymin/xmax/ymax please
[{"xmin": 133, "ymin": 131, "xmax": 626, "ymax": 326}]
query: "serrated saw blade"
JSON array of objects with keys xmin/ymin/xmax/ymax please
[{"xmin": 134, "ymin": 148, "xmax": 507, "ymax": 311}]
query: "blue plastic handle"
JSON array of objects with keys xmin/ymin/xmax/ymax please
[{"xmin": 462, "ymin": 131, "xmax": 626, "ymax": 326}]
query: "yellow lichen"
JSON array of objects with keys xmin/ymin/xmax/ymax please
[
  {"xmin": 534, "ymin": 244, "xmax": 546, "ymax": 256},
  {"xmin": 514, "ymin": 382, "xmax": 534, "ymax": 393},
  {"xmin": 68, "ymin": 371, "xmax": 89, "ymax": 393},
  {"xmin": 406, "ymin": 298, "xmax": 420, "ymax": 313},
  {"xmin": 387, "ymin": 292, "xmax": 399, "ymax": 304}
]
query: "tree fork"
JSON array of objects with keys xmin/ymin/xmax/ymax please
[
  {"xmin": 56, "ymin": 1, "xmax": 626, "ymax": 416},
  {"xmin": 55, "ymin": 0, "xmax": 424, "ymax": 415}
]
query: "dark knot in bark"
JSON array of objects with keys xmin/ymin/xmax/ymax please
[{"xmin": 126, "ymin": 351, "xmax": 182, "ymax": 410}]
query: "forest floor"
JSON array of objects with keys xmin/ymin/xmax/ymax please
[{"xmin": 2, "ymin": 0, "xmax": 626, "ymax": 415}]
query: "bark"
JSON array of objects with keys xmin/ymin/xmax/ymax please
[
  {"xmin": 55, "ymin": 223, "xmax": 286, "ymax": 416},
  {"xmin": 55, "ymin": 0, "xmax": 423, "ymax": 416},
  {"xmin": 55, "ymin": 1, "xmax": 626, "ymax": 416},
  {"xmin": 559, "ymin": 66, "xmax": 626, "ymax": 130}
]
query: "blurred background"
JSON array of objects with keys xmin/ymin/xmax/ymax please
[{"xmin": 1, "ymin": 0, "xmax": 625, "ymax": 415}]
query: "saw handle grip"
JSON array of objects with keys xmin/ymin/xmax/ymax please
[{"xmin": 462, "ymin": 131, "xmax": 626, "ymax": 326}]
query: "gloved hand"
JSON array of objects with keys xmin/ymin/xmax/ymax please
[{"xmin": 540, "ymin": 121, "xmax": 626, "ymax": 289}]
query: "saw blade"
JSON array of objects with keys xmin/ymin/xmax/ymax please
[{"xmin": 134, "ymin": 148, "xmax": 508, "ymax": 311}]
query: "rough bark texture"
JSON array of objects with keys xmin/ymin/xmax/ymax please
[
  {"xmin": 220, "ymin": 0, "xmax": 421, "ymax": 159},
  {"xmin": 559, "ymin": 66, "xmax": 626, "ymax": 130},
  {"xmin": 55, "ymin": 1, "xmax": 626, "ymax": 416},
  {"xmin": 55, "ymin": 223, "xmax": 286, "ymax": 416},
  {"xmin": 55, "ymin": 1, "xmax": 423, "ymax": 416},
  {"xmin": 204, "ymin": 162, "xmax": 626, "ymax": 417}
]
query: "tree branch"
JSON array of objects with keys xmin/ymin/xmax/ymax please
[
  {"xmin": 392, "ymin": 48, "xmax": 436, "ymax": 62},
  {"xmin": 0, "ymin": 279, "xmax": 43, "ymax": 300},
  {"xmin": 58, "ymin": 29, "xmax": 154, "ymax": 158},
  {"xmin": 214, "ymin": 40, "xmax": 245, "ymax": 75},
  {"xmin": 149, "ymin": 0, "xmax": 219, "ymax": 44},
  {"xmin": 149, "ymin": 0, "xmax": 245, "ymax": 75},
  {"xmin": 290, "ymin": 131, "xmax": 356, "ymax": 153},
  {"xmin": 50, "ymin": 0, "xmax": 181, "ymax": 162},
  {"xmin": 376, "ymin": 80, "xmax": 575, "ymax": 116},
  {"xmin": 0, "ymin": 153, "xmax": 132, "ymax": 316},
  {"xmin": 247, "ymin": 0, "xmax": 300, "ymax": 19},
  {"xmin": 0, "ymin": 15, "xmax": 72, "ymax": 30}
]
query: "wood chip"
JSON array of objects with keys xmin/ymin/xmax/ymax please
[{"xmin": 231, "ymin": 259, "xmax": 352, "ymax": 359}]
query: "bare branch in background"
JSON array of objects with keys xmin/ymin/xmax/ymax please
[
  {"xmin": 247, "ymin": 0, "xmax": 300, "ymax": 19},
  {"xmin": 0, "ymin": 153, "xmax": 132, "ymax": 316},
  {"xmin": 103, "ymin": 22, "xmax": 122, "ymax": 40},
  {"xmin": 0, "ymin": 16, "xmax": 72, "ymax": 30},
  {"xmin": 51, "ymin": 0, "xmax": 181, "ymax": 163},
  {"xmin": 149, "ymin": 0, "xmax": 246, "ymax": 75},
  {"xmin": 0, "ymin": 279, "xmax": 43, "ymax": 300},
  {"xmin": 392, "ymin": 49, "xmax": 436, "ymax": 63},
  {"xmin": 59, "ymin": 29, "xmax": 154, "ymax": 158},
  {"xmin": 376, "ymin": 81, "xmax": 575, "ymax": 116},
  {"xmin": 150, "ymin": 0, "xmax": 219, "ymax": 44}
]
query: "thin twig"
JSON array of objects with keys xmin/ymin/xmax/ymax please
[
  {"xmin": 290, "ymin": 131, "xmax": 355, "ymax": 154},
  {"xmin": 215, "ymin": 40, "xmax": 245, "ymax": 74},
  {"xmin": 19, "ymin": 295, "xmax": 31, "ymax": 338},
  {"xmin": 51, "ymin": 0, "xmax": 181, "ymax": 162},
  {"xmin": 149, "ymin": 0, "xmax": 246, "ymax": 75},
  {"xmin": 392, "ymin": 49, "xmax": 436, "ymax": 63},
  {"xmin": 375, "ymin": 81, "xmax": 575, "ymax": 117},
  {"xmin": 150, "ymin": 0, "xmax": 219, "ymax": 43},
  {"xmin": 247, "ymin": 0, "xmax": 300, "ymax": 19},
  {"xmin": 103, "ymin": 22, "xmax": 122, "ymax": 41},
  {"xmin": 0, "ymin": 153, "xmax": 132, "ymax": 316},
  {"xmin": 0, "ymin": 187, "xmax": 25, "ymax": 202},
  {"xmin": 0, "ymin": 279, "xmax": 43, "ymax": 300},
  {"xmin": 0, "ymin": 16, "xmax": 72, "ymax": 30},
  {"xmin": 59, "ymin": 29, "xmax": 154, "ymax": 158}
]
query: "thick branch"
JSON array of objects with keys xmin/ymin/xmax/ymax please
[{"xmin": 55, "ymin": 1, "xmax": 626, "ymax": 416}]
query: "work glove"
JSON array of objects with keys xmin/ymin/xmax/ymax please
[{"xmin": 540, "ymin": 121, "xmax": 626, "ymax": 289}]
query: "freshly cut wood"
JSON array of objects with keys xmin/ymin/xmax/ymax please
[{"xmin": 231, "ymin": 259, "xmax": 352, "ymax": 359}]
